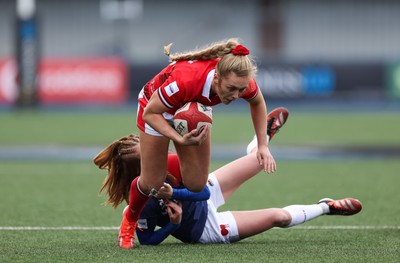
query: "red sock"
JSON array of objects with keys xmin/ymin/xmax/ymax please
[{"xmin": 125, "ymin": 177, "xmax": 149, "ymax": 222}]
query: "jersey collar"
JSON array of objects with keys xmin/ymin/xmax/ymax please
[{"xmin": 202, "ymin": 69, "xmax": 215, "ymax": 101}]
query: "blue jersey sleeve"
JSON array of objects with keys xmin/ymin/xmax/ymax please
[
  {"xmin": 172, "ymin": 185, "xmax": 210, "ymax": 201},
  {"xmin": 137, "ymin": 222, "xmax": 180, "ymax": 245}
]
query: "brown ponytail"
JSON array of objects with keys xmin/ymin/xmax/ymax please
[{"xmin": 93, "ymin": 134, "xmax": 141, "ymax": 209}]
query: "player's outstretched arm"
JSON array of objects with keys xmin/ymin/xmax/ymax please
[
  {"xmin": 137, "ymin": 222, "xmax": 180, "ymax": 245},
  {"xmin": 137, "ymin": 201, "xmax": 182, "ymax": 245},
  {"xmin": 156, "ymin": 182, "xmax": 210, "ymax": 201}
]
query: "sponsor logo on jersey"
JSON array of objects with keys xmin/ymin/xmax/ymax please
[
  {"xmin": 137, "ymin": 219, "xmax": 148, "ymax": 229},
  {"xmin": 165, "ymin": 81, "xmax": 179, "ymax": 97}
]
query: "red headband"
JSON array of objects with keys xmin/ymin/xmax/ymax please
[{"xmin": 232, "ymin": 45, "xmax": 250, "ymax": 56}]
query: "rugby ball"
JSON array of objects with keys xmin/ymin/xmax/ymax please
[{"xmin": 173, "ymin": 102, "xmax": 212, "ymax": 136}]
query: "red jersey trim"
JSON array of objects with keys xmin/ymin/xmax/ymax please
[{"xmin": 246, "ymin": 88, "xmax": 259, "ymax": 101}]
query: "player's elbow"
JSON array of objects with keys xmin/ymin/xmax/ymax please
[{"xmin": 142, "ymin": 108, "xmax": 151, "ymax": 123}]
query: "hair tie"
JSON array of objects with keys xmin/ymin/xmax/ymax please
[{"xmin": 232, "ymin": 45, "xmax": 250, "ymax": 56}]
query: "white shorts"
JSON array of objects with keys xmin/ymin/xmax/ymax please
[{"xmin": 198, "ymin": 173, "xmax": 240, "ymax": 244}]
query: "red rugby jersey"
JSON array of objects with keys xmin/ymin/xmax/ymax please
[{"xmin": 142, "ymin": 59, "xmax": 259, "ymax": 114}]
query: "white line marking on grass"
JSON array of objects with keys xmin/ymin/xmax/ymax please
[
  {"xmin": 294, "ymin": 226, "xmax": 400, "ymax": 230},
  {"xmin": 0, "ymin": 226, "xmax": 398, "ymax": 231},
  {"xmin": 0, "ymin": 226, "xmax": 119, "ymax": 231}
]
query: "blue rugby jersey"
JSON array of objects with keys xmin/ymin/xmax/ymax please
[{"xmin": 137, "ymin": 197, "xmax": 208, "ymax": 244}]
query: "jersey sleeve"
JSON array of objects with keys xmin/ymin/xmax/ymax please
[
  {"xmin": 157, "ymin": 63, "xmax": 193, "ymax": 110},
  {"xmin": 157, "ymin": 78, "xmax": 185, "ymax": 109},
  {"xmin": 137, "ymin": 222, "xmax": 180, "ymax": 245},
  {"xmin": 172, "ymin": 185, "xmax": 210, "ymax": 201},
  {"xmin": 240, "ymin": 78, "xmax": 259, "ymax": 101}
]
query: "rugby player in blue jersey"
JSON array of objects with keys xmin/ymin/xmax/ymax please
[{"xmin": 94, "ymin": 107, "xmax": 362, "ymax": 245}]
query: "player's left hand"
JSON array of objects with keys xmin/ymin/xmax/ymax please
[{"xmin": 257, "ymin": 145, "xmax": 276, "ymax": 174}]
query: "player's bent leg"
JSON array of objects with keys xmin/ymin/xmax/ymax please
[
  {"xmin": 214, "ymin": 152, "xmax": 263, "ymax": 201},
  {"xmin": 246, "ymin": 107, "xmax": 289, "ymax": 154},
  {"xmin": 118, "ymin": 132, "xmax": 170, "ymax": 249}
]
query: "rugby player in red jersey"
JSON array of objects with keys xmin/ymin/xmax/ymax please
[{"xmin": 119, "ymin": 39, "xmax": 275, "ymax": 248}]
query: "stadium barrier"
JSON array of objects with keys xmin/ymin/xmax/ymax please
[
  {"xmin": 1, "ymin": 59, "xmax": 398, "ymax": 106},
  {"xmin": 0, "ymin": 57, "xmax": 128, "ymax": 105}
]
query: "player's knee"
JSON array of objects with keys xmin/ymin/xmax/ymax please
[
  {"xmin": 271, "ymin": 209, "xmax": 292, "ymax": 227},
  {"xmin": 183, "ymin": 177, "xmax": 208, "ymax": 192},
  {"xmin": 181, "ymin": 170, "xmax": 208, "ymax": 192},
  {"xmin": 186, "ymin": 183, "xmax": 206, "ymax": 192}
]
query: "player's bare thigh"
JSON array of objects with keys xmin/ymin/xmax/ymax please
[
  {"xmin": 139, "ymin": 130, "xmax": 170, "ymax": 193},
  {"xmin": 213, "ymin": 152, "xmax": 262, "ymax": 201},
  {"xmin": 232, "ymin": 209, "xmax": 291, "ymax": 240}
]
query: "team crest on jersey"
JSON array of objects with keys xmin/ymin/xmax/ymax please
[
  {"xmin": 137, "ymin": 219, "xmax": 148, "ymax": 229},
  {"xmin": 165, "ymin": 81, "xmax": 179, "ymax": 97}
]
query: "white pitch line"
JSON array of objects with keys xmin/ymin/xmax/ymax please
[
  {"xmin": 0, "ymin": 226, "xmax": 398, "ymax": 231},
  {"xmin": 0, "ymin": 226, "xmax": 119, "ymax": 231},
  {"xmin": 294, "ymin": 225, "xmax": 400, "ymax": 230}
]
